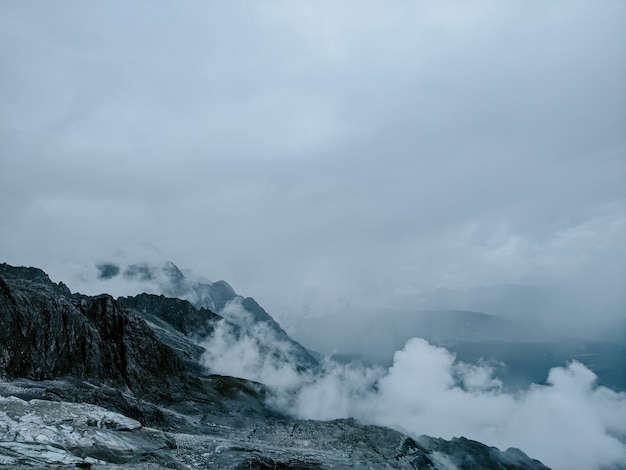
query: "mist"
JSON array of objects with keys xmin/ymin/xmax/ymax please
[
  {"xmin": 1, "ymin": 1, "xmax": 624, "ymax": 341},
  {"xmin": 199, "ymin": 309, "xmax": 626, "ymax": 470}
]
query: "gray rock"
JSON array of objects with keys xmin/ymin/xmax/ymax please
[
  {"xmin": 0, "ymin": 395, "xmax": 177, "ymax": 468},
  {"xmin": 0, "ymin": 267, "xmax": 192, "ymax": 402}
]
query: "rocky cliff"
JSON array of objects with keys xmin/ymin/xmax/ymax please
[{"xmin": 0, "ymin": 264, "xmax": 192, "ymax": 401}]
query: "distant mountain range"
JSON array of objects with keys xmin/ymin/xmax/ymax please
[
  {"xmin": 395, "ymin": 284, "xmax": 626, "ymax": 345},
  {"xmin": 300, "ymin": 308, "xmax": 626, "ymax": 391},
  {"xmin": 0, "ymin": 262, "xmax": 550, "ymax": 468}
]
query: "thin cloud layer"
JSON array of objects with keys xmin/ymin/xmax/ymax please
[{"xmin": 0, "ymin": 1, "xmax": 624, "ymax": 354}]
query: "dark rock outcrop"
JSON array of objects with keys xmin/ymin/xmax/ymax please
[
  {"xmin": 0, "ymin": 263, "xmax": 192, "ymax": 401},
  {"xmin": 116, "ymin": 293, "xmax": 225, "ymax": 373},
  {"xmin": 117, "ymin": 293, "xmax": 221, "ymax": 339}
]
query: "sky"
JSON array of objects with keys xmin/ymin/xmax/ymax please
[{"xmin": 1, "ymin": 1, "xmax": 625, "ymax": 337}]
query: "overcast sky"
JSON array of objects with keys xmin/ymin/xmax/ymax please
[{"xmin": 1, "ymin": 1, "xmax": 624, "ymax": 331}]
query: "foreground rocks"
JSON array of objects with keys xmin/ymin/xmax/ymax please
[
  {"xmin": 0, "ymin": 384, "xmax": 549, "ymax": 470},
  {"xmin": 0, "ymin": 395, "xmax": 176, "ymax": 468}
]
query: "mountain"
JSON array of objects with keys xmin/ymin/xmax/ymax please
[
  {"xmin": 90, "ymin": 259, "xmax": 319, "ymax": 372},
  {"xmin": 0, "ymin": 262, "xmax": 550, "ymax": 469},
  {"xmin": 297, "ymin": 307, "xmax": 557, "ymax": 362},
  {"xmin": 396, "ymin": 284, "xmax": 626, "ymax": 345},
  {"xmin": 0, "ymin": 265, "xmax": 189, "ymax": 400}
]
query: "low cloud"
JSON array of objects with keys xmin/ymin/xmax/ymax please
[
  {"xmin": 200, "ymin": 328, "xmax": 626, "ymax": 470},
  {"xmin": 201, "ymin": 319, "xmax": 304, "ymax": 389},
  {"xmin": 201, "ymin": 300, "xmax": 318, "ymax": 389},
  {"xmin": 369, "ymin": 339, "xmax": 626, "ymax": 470}
]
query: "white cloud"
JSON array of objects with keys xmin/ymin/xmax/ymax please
[
  {"xmin": 1, "ymin": 1, "xmax": 624, "ymax": 332},
  {"xmin": 201, "ymin": 319, "xmax": 306, "ymax": 389},
  {"xmin": 370, "ymin": 339, "xmax": 626, "ymax": 470},
  {"xmin": 200, "ymin": 330, "xmax": 626, "ymax": 470},
  {"xmin": 200, "ymin": 302, "xmax": 314, "ymax": 389}
]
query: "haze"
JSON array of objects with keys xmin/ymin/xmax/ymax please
[{"xmin": 1, "ymin": 1, "xmax": 625, "ymax": 340}]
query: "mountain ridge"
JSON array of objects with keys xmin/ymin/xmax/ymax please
[
  {"xmin": 87, "ymin": 259, "xmax": 319, "ymax": 371},
  {"xmin": 0, "ymin": 262, "xmax": 550, "ymax": 469},
  {"xmin": 297, "ymin": 306, "xmax": 626, "ymax": 391}
]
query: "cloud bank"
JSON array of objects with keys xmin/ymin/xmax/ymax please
[
  {"xmin": 1, "ymin": 1, "xmax": 624, "ymax": 335},
  {"xmin": 200, "ymin": 324, "xmax": 626, "ymax": 470}
]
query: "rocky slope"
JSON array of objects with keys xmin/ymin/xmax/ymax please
[
  {"xmin": 0, "ymin": 263, "xmax": 550, "ymax": 469},
  {"xmin": 0, "ymin": 265, "xmax": 192, "ymax": 401},
  {"xmin": 93, "ymin": 259, "xmax": 319, "ymax": 371}
]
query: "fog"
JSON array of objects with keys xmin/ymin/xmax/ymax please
[
  {"xmin": 1, "ymin": 1, "xmax": 624, "ymax": 340},
  {"xmin": 199, "ymin": 302, "xmax": 626, "ymax": 470}
]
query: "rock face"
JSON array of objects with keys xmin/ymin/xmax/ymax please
[
  {"xmin": 0, "ymin": 264, "xmax": 191, "ymax": 401},
  {"xmin": 116, "ymin": 293, "xmax": 221, "ymax": 371},
  {"xmin": 117, "ymin": 293, "xmax": 221, "ymax": 338},
  {"xmin": 0, "ymin": 263, "xmax": 550, "ymax": 469},
  {"xmin": 169, "ymin": 418, "xmax": 549, "ymax": 470}
]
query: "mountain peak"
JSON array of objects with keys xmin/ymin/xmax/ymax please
[
  {"xmin": 0, "ymin": 262, "xmax": 52, "ymax": 284},
  {"xmin": 79, "ymin": 258, "xmax": 320, "ymax": 373}
]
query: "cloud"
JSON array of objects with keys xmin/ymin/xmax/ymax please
[
  {"xmin": 369, "ymin": 339, "xmax": 626, "ymax": 470},
  {"xmin": 1, "ymin": 2, "xmax": 624, "ymax": 331},
  {"xmin": 200, "ymin": 330, "xmax": 626, "ymax": 470},
  {"xmin": 201, "ymin": 319, "xmax": 306, "ymax": 389},
  {"xmin": 200, "ymin": 301, "xmax": 316, "ymax": 389}
]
